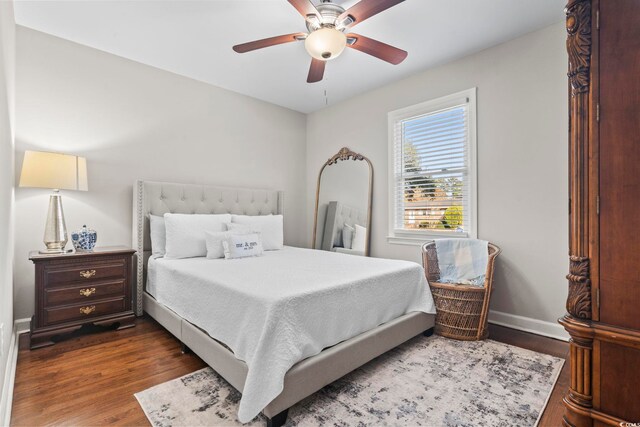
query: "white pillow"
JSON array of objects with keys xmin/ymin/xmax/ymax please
[
  {"xmin": 164, "ymin": 213, "xmax": 232, "ymax": 259},
  {"xmin": 223, "ymin": 233, "xmax": 264, "ymax": 259},
  {"xmin": 149, "ymin": 214, "xmax": 166, "ymax": 258},
  {"xmin": 342, "ymin": 224, "xmax": 355, "ymax": 249},
  {"xmin": 205, "ymin": 230, "xmax": 236, "ymax": 259},
  {"xmin": 231, "ymin": 214, "xmax": 283, "ymax": 250},
  {"xmin": 352, "ymin": 224, "xmax": 367, "ymax": 253},
  {"xmin": 226, "ymin": 223, "xmax": 259, "ymax": 234}
]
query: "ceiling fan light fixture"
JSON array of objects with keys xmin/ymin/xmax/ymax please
[
  {"xmin": 232, "ymin": 0, "xmax": 409, "ymax": 83},
  {"xmin": 304, "ymin": 27, "xmax": 347, "ymax": 61}
]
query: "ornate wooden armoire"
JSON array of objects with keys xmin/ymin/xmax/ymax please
[{"xmin": 560, "ymin": 0, "xmax": 640, "ymax": 425}]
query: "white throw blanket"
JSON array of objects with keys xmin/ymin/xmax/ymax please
[
  {"xmin": 147, "ymin": 246, "xmax": 436, "ymax": 423},
  {"xmin": 435, "ymin": 239, "xmax": 489, "ymax": 286}
]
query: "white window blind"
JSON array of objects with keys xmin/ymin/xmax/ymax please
[{"xmin": 388, "ymin": 89, "xmax": 477, "ymax": 243}]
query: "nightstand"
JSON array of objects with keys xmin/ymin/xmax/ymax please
[{"xmin": 29, "ymin": 246, "xmax": 136, "ymax": 349}]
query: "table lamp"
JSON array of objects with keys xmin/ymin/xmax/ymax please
[{"xmin": 19, "ymin": 150, "xmax": 88, "ymax": 253}]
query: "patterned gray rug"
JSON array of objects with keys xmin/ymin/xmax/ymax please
[{"xmin": 135, "ymin": 335, "xmax": 563, "ymax": 427}]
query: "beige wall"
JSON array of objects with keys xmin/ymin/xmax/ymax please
[
  {"xmin": 13, "ymin": 27, "xmax": 307, "ymax": 319},
  {"xmin": 0, "ymin": 0, "xmax": 15, "ymax": 412},
  {"xmin": 306, "ymin": 22, "xmax": 569, "ymax": 338}
]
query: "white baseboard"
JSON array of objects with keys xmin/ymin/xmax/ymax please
[
  {"xmin": 488, "ymin": 310, "xmax": 569, "ymax": 342},
  {"xmin": 14, "ymin": 318, "xmax": 30, "ymax": 335},
  {"xmin": 0, "ymin": 318, "xmax": 30, "ymax": 426}
]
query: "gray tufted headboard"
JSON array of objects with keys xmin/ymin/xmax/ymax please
[
  {"xmin": 321, "ymin": 201, "xmax": 367, "ymax": 251},
  {"xmin": 132, "ymin": 180, "xmax": 284, "ymax": 315}
]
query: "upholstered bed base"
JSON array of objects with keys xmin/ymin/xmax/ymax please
[{"xmin": 144, "ymin": 292, "xmax": 434, "ymax": 422}]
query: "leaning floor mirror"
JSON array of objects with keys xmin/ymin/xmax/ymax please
[{"xmin": 313, "ymin": 147, "xmax": 373, "ymax": 256}]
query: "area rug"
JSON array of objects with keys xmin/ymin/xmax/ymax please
[{"xmin": 135, "ymin": 335, "xmax": 564, "ymax": 427}]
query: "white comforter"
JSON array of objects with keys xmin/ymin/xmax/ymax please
[{"xmin": 148, "ymin": 246, "xmax": 435, "ymax": 423}]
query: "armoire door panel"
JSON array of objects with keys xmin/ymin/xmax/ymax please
[
  {"xmin": 598, "ymin": 0, "xmax": 640, "ymax": 331},
  {"xmin": 598, "ymin": 341, "xmax": 640, "ymax": 422}
]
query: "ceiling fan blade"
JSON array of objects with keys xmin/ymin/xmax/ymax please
[
  {"xmin": 338, "ymin": 0, "xmax": 405, "ymax": 29},
  {"xmin": 346, "ymin": 33, "xmax": 407, "ymax": 65},
  {"xmin": 287, "ymin": 0, "xmax": 320, "ymax": 19},
  {"xmin": 307, "ymin": 58, "xmax": 326, "ymax": 83},
  {"xmin": 233, "ymin": 33, "xmax": 306, "ymax": 53}
]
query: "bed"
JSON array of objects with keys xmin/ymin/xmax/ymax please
[{"xmin": 133, "ymin": 180, "xmax": 436, "ymax": 426}]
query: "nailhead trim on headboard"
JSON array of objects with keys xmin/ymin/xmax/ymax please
[{"xmin": 135, "ymin": 180, "xmax": 145, "ymax": 316}]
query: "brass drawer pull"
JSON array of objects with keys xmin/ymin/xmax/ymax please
[
  {"xmin": 79, "ymin": 288, "xmax": 96, "ymax": 297},
  {"xmin": 79, "ymin": 305, "xmax": 96, "ymax": 315},
  {"xmin": 79, "ymin": 270, "xmax": 96, "ymax": 279}
]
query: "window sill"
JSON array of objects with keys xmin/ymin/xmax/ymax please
[{"xmin": 387, "ymin": 232, "xmax": 470, "ymax": 246}]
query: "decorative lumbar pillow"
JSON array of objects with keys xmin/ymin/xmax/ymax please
[
  {"xmin": 352, "ymin": 224, "xmax": 367, "ymax": 253},
  {"xmin": 222, "ymin": 233, "xmax": 264, "ymax": 259},
  {"xmin": 149, "ymin": 214, "xmax": 166, "ymax": 258},
  {"xmin": 342, "ymin": 224, "xmax": 355, "ymax": 249},
  {"xmin": 164, "ymin": 213, "xmax": 232, "ymax": 259},
  {"xmin": 230, "ymin": 214, "xmax": 283, "ymax": 250}
]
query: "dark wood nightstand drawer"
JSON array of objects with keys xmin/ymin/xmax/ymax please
[
  {"xmin": 44, "ymin": 297, "xmax": 127, "ymax": 325},
  {"xmin": 45, "ymin": 261, "xmax": 126, "ymax": 287},
  {"xmin": 30, "ymin": 246, "xmax": 136, "ymax": 348},
  {"xmin": 44, "ymin": 280, "xmax": 126, "ymax": 307}
]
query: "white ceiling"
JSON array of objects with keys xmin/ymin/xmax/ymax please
[{"xmin": 14, "ymin": 0, "xmax": 565, "ymax": 113}]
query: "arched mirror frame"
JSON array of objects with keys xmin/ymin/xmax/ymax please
[{"xmin": 312, "ymin": 147, "xmax": 374, "ymax": 256}]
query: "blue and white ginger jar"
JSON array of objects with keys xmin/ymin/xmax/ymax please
[{"xmin": 71, "ymin": 225, "xmax": 97, "ymax": 252}]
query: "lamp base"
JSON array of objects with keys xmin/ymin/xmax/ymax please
[{"xmin": 42, "ymin": 191, "xmax": 69, "ymax": 253}]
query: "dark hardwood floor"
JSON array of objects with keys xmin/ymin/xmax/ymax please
[{"xmin": 10, "ymin": 318, "xmax": 569, "ymax": 426}]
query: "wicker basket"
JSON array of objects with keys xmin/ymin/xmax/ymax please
[{"xmin": 422, "ymin": 241, "xmax": 501, "ymax": 341}]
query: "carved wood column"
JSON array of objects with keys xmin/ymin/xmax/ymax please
[{"xmin": 560, "ymin": 0, "xmax": 595, "ymax": 426}]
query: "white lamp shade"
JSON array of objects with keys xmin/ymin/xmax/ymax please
[
  {"xmin": 19, "ymin": 150, "xmax": 88, "ymax": 191},
  {"xmin": 305, "ymin": 28, "xmax": 347, "ymax": 61}
]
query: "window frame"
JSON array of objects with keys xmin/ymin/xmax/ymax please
[{"xmin": 387, "ymin": 88, "xmax": 478, "ymax": 246}]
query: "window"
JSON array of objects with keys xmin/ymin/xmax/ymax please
[{"xmin": 388, "ymin": 88, "xmax": 477, "ymax": 245}]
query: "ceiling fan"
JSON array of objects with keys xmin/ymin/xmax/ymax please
[{"xmin": 232, "ymin": 0, "xmax": 408, "ymax": 83}]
